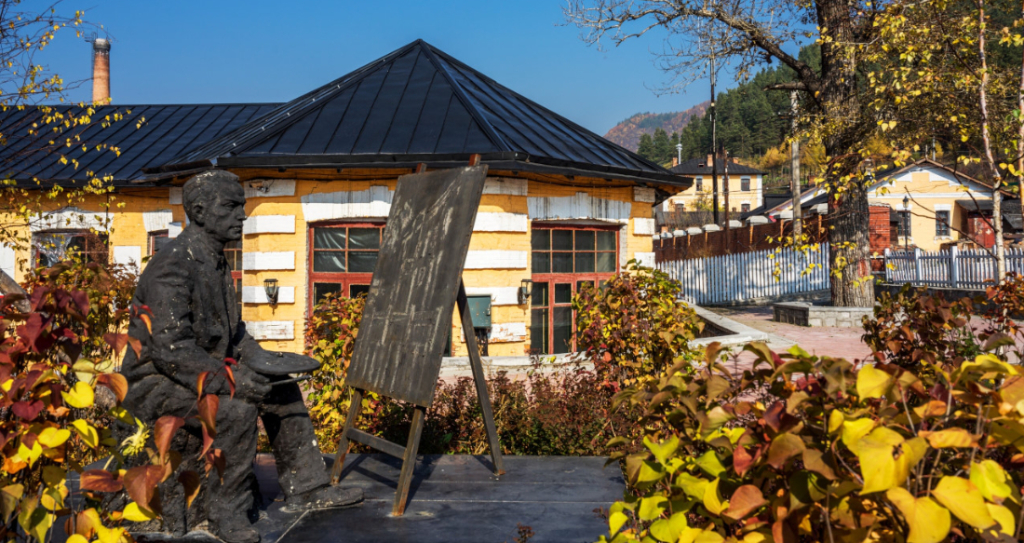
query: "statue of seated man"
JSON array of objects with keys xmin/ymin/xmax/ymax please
[{"xmin": 121, "ymin": 170, "xmax": 362, "ymax": 543}]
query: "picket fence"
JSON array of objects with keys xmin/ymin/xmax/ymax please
[
  {"xmin": 657, "ymin": 243, "xmax": 831, "ymax": 305},
  {"xmin": 884, "ymin": 247, "xmax": 1024, "ymax": 288}
]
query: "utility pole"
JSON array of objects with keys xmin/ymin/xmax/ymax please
[
  {"xmin": 790, "ymin": 91, "xmax": 802, "ymax": 238},
  {"xmin": 723, "ymin": 147, "xmax": 731, "ymax": 252},
  {"xmin": 710, "ymin": 49, "xmax": 720, "ymax": 225}
]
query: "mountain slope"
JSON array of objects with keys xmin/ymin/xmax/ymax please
[{"xmin": 603, "ymin": 102, "xmax": 709, "ymax": 152}]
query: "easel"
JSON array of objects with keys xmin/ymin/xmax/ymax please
[{"xmin": 330, "ymin": 158, "xmax": 504, "ymax": 516}]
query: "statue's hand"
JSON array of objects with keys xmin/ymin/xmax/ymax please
[{"xmin": 233, "ymin": 364, "xmax": 272, "ymax": 403}]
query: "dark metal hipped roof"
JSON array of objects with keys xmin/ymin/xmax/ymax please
[
  {"xmin": 164, "ymin": 40, "xmax": 682, "ymax": 186},
  {"xmin": 670, "ymin": 158, "xmax": 764, "ymax": 176},
  {"xmin": 0, "ymin": 103, "xmax": 280, "ymax": 186}
]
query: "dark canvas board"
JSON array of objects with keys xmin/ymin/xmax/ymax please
[{"xmin": 346, "ymin": 165, "xmax": 488, "ymax": 406}]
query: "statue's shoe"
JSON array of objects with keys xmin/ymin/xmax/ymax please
[{"xmin": 280, "ymin": 485, "xmax": 364, "ymax": 513}]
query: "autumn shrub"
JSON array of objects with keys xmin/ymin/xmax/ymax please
[
  {"xmin": 0, "ymin": 278, "xmax": 220, "ymax": 542},
  {"xmin": 303, "ymin": 292, "xmax": 643, "ymax": 456},
  {"xmin": 574, "ymin": 261, "xmax": 704, "ymax": 388},
  {"xmin": 596, "ymin": 339, "xmax": 1024, "ymax": 543},
  {"xmin": 862, "ymin": 284, "xmax": 982, "ymax": 369}
]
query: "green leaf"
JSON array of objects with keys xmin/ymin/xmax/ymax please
[
  {"xmin": 638, "ymin": 496, "xmax": 668, "ymax": 521},
  {"xmin": 609, "ymin": 502, "xmax": 629, "ymax": 534},
  {"xmin": 649, "ymin": 512, "xmax": 688, "ymax": 542},
  {"xmin": 932, "ymin": 476, "xmax": 996, "ymax": 530},
  {"xmin": 702, "ymin": 478, "xmax": 728, "ymax": 515},
  {"xmin": 638, "ymin": 461, "xmax": 665, "ymax": 484},
  {"xmin": 695, "ymin": 450, "xmax": 726, "ymax": 478},
  {"xmin": 644, "ymin": 436, "xmax": 679, "ymax": 466}
]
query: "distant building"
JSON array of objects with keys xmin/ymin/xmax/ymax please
[
  {"xmin": 755, "ymin": 159, "xmax": 1018, "ymax": 251},
  {"xmin": 659, "ymin": 156, "xmax": 765, "ymax": 216}
]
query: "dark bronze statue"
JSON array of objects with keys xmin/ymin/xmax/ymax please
[{"xmin": 121, "ymin": 170, "xmax": 362, "ymax": 543}]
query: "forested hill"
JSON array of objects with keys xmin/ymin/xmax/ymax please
[{"xmin": 603, "ymin": 104, "xmax": 709, "ymax": 152}]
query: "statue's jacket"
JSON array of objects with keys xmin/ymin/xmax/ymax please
[{"xmin": 121, "ymin": 226, "xmax": 262, "ymax": 418}]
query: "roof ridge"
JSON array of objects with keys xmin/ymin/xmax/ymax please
[
  {"xmin": 425, "ymin": 44, "xmax": 664, "ymax": 172},
  {"xmin": 169, "ymin": 41, "xmax": 424, "ymax": 164},
  {"xmin": 417, "ymin": 41, "xmax": 511, "ymax": 153}
]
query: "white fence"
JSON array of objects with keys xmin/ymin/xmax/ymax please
[
  {"xmin": 884, "ymin": 247, "xmax": 1024, "ymax": 288},
  {"xmin": 657, "ymin": 243, "xmax": 831, "ymax": 305}
]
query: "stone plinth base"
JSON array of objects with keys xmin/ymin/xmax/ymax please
[{"xmin": 773, "ymin": 302, "xmax": 874, "ymax": 328}]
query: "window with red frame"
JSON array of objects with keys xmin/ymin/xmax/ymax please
[
  {"xmin": 530, "ymin": 225, "xmax": 618, "ymax": 354},
  {"xmin": 32, "ymin": 230, "xmax": 108, "ymax": 269},
  {"xmin": 223, "ymin": 240, "xmax": 242, "ymax": 317},
  {"xmin": 308, "ymin": 223, "xmax": 384, "ymax": 310}
]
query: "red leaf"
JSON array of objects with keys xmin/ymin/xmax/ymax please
[
  {"xmin": 196, "ymin": 371, "xmax": 210, "ymax": 398},
  {"xmin": 70, "ymin": 291, "xmax": 91, "ymax": 317},
  {"xmin": 224, "ymin": 365, "xmax": 235, "ymax": 399},
  {"xmin": 123, "ymin": 465, "xmax": 164, "ymax": 512},
  {"xmin": 733, "ymin": 446, "xmax": 755, "ymax": 477},
  {"xmin": 203, "ymin": 449, "xmax": 226, "ymax": 479},
  {"xmin": 154, "ymin": 416, "xmax": 186, "ymax": 462},
  {"xmin": 127, "ymin": 336, "xmax": 142, "ymax": 358},
  {"xmin": 11, "ymin": 400, "xmax": 44, "ymax": 421},
  {"xmin": 177, "ymin": 471, "xmax": 201, "ymax": 508},
  {"xmin": 102, "ymin": 333, "xmax": 129, "ymax": 354},
  {"xmin": 79, "ymin": 470, "xmax": 123, "ymax": 493},
  {"xmin": 95, "ymin": 373, "xmax": 128, "ymax": 403},
  {"xmin": 197, "ymin": 394, "xmax": 218, "ymax": 435}
]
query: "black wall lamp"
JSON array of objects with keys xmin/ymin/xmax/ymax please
[
  {"xmin": 264, "ymin": 278, "xmax": 280, "ymax": 306},
  {"xmin": 518, "ymin": 279, "xmax": 532, "ymax": 305}
]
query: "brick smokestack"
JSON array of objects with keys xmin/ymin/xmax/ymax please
[{"xmin": 91, "ymin": 38, "xmax": 110, "ymax": 104}]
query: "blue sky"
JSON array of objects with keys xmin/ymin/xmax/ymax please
[{"xmin": 38, "ymin": 0, "xmax": 752, "ymax": 136}]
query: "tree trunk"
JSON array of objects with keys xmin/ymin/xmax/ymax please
[{"xmin": 818, "ymin": 0, "xmax": 875, "ymax": 307}]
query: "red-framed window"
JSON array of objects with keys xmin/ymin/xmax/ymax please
[
  {"xmin": 307, "ymin": 222, "xmax": 385, "ymax": 312},
  {"xmin": 530, "ymin": 224, "xmax": 619, "ymax": 354},
  {"xmin": 224, "ymin": 240, "xmax": 242, "ymax": 317}
]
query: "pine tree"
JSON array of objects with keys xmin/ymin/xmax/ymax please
[
  {"xmin": 652, "ymin": 128, "xmax": 673, "ymax": 164},
  {"xmin": 637, "ymin": 133, "xmax": 655, "ymax": 161}
]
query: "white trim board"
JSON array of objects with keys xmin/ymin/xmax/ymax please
[
  {"xmin": 473, "ymin": 212, "xmax": 528, "ymax": 232},
  {"xmin": 464, "ymin": 250, "xmax": 527, "ymax": 270},
  {"xmin": 528, "ymin": 192, "xmax": 631, "ymax": 222},
  {"xmin": 242, "ymin": 286, "xmax": 296, "ymax": 304},
  {"xmin": 301, "ymin": 185, "xmax": 393, "ymax": 222},
  {"xmin": 242, "ymin": 252, "xmax": 295, "ymax": 271},
  {"xmin": 246, "ymin": 321, "xmax": 294, "ymax": 340},
  {"xmin": 143, "ymin": 209, "xmax": 173, "ymax": 233},
  {"xmin": 243, "ymin": 215, "xmax": 295, "ymax": 234},
  {"xmin": 464, "ymin": 287, "xmax": 521, "ymax": 306},
  {"xmin": 244, "ymin": 179, "xmax": 296, "ymax": 198}
]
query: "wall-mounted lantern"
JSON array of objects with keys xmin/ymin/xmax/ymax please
[
  {"xmin": 264, "ymin": 278, "xmax": 279, "ymax": 306},
  {"xmin": 518, "ymin": 279, "xmax": 532, "ymax": 305}
]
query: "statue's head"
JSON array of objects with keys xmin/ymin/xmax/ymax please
[{"xmin": 182, "ymin": 170, "xmax": 246, "ymax": 244}]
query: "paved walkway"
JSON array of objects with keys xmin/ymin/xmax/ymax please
[{"xmin": 706, "ymin": 305, "xmax": 875, "ymax": 373}]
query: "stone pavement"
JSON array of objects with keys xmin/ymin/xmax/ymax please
[{"xmin": 706, "ymin": 305, "xmax": 875, "ymax": 373}]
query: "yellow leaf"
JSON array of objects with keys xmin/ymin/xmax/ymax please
[
  {"xmin": 67, "ymin": 535, "xmax": 89, "ymax": 543},
  {"xmin": 61, "ymin": 381, "xmax": 94, "ymax": 409},
  {"xmin": 840, "ymin": 418, "xmax": 875, "ymax": 448},
  {"xmin": 921, "ymin": 427, "xmax": 976, "ymax": 448},
  {"xmin": 70, "ymin": 419, "xmax": 99, "ymax": 448},
  {"xmin": 932, "ymin": 476, "xmax": 996, "ymax": 530},
  {"xmin": 37, "ymin": 428, "xmax": 70, "ymax": 449},
  {"xmin": 857, "ymin": 365, "xmax": 893, "ymax": 399},
  {"xmin": 17, "ymin": 441, "xmax": 43, "ymax": 467},
  {"xmin": 122, "ymin": 501, "xmax": 158, "ymax": 522},
  {"xmin": 970, "ymin": 460, "xmax": 1012, "ymax": 502},
  {"xmin": 987, "ymin": 503, "xmax": 1015, "ymax": 535},
  {"xmin": 886, "ymin": 487, "xmax": 951, "ymax": 543},
  {"xmin": 828, "ymin": 410, "xmax": 844, "ymax": 433},
  {"xmin": 638, "ymin": 495, "xmax": 668, "ymax": 521},
  {"xmin": 608, "ymin": 502, "xmax": 629, "ymax": 534},
  {"xmin": 703, "ymin": 478, "xmax": 728, "ymax": 515},
  {"xmin": 851, "ymin": 428, "xmax": 926, "ymax": 494}
]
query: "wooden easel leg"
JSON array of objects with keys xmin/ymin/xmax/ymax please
[
  {"xmin": 331, "ymin": 387, "xmax": 363, "ymax": 485},
  {"xmin": 457, "ymin": 281, "xmax": 504, "ymax": 475},
  {"xmin": 392, "ymin": 406, "xmax": 426, "ymax": 516}
]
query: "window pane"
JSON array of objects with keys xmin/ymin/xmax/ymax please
[
  {"xmin": 577, "ymin": 281, "xmax": 594, "ymax": 293},
  {"xmin": 348, "ymin": 252, "xmax": 378, "ymax": 273},
  {"xmin": 314, "ymin": 229, "xmax": 346, "ymax": 249},
  {"xmin": 152, "ymin": 235, "xmax": 172, "ymax": 255},
  {"xmin": 552, "ymin": 230, "xmax": 572, "ymax": 250},
  {"xmin": 531, "ymin": 281, "xmax": 548, "ymax": 307},
  {"xmin": 555, "ymin": 283, "xmax": 572, "ymax": 304},
  {"xmin": 349, "ymin": 228, "xmax": 380, "ymax": 250},
  {"xmin": 574, "ymin": 230, "xmax": 594, "ymax": 250},
  {"xmin": 532, "ymin": 252, "xmax": 550, "ymax": 274},
  {"xmin": 552, "ymin": 253, "xmax": 573, "ymax": 273},
  {"xmin": 349, "ymin": 284, "xmax": 371, "ymax": 298},
  {"xmin": 313, "ymin": 283, "xmax": 341, "ymax": 305},
  {"xmin": 530, "ymin": 308, "xmax": 549, "ymax": 354},
  {"xmin": 597, "ymin": 252, "xmax": 616, "ymax": 273},
  {"xmin": 597, "ymin": 231, "xmax": 616, "ymax": 250},
  {"xmin": 575, "ymin": 252, "xmax": 595, "ymax": 273},
  {"xmin": 553, "ymin": 307, "xmax": 573, "ymax": 354},
  {"xmin": 531, "ymin": 229, "xmax": 550, "ymax": 250},
  {"xmin": 313, "ymin": 252, "xmax": 346, "ymax": 272}
]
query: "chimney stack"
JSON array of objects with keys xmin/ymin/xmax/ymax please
[
  {"xmin": 672, "ymin": 157, "xmax": 679, "ymax": 167},
  {"xmin": 91, "ymin": 38, "xmax": 110, "ymax": 104},
  {"xmin": 707, "ymin": 153, "xmax": 714, "ymax": 166}
]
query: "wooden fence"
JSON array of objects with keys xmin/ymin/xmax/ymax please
[
  {"xmin": 884, "ymin": 247, "xmax": 1024, "ymax": 288},
  {"xmin": 654, "ymin": 216, "xmax": 829, "ymax": 262},
  {"xmin": 658, "ymin": 243, "xmax": 831, "ymax": 305}
]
